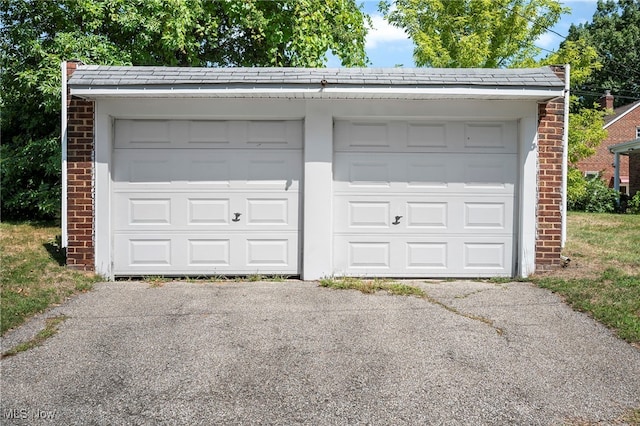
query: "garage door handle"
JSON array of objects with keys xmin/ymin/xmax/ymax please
[
  {"xmin": 232, "ymin": 212, "xmax": 242, "ymax": 222},
  {"xmin": 392, "ymin": 215, "xmax": 402, "ymax": 225}
]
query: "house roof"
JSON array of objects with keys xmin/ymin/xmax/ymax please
[
  {"xmin": 68, "ymin": 65, "xmax": 565, "ymax": 100},
  {"xmin": 609, "ymin": 138, "xmax": 640, "ymax": 155},
  {"xmin": 603, "ymin": 100, "xmax": 640, "ymax": 129}
]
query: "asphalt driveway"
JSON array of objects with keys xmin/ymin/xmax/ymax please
[{"xmin": 1, "ymin": 280, "xmax": 639, "ymax": 425}]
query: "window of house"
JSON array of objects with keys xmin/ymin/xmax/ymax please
[
  {"xmin": 584, "ymin": 171, "xmax": 599, "ymax": 179},
  {"xmin": 636, "ymin": 126, "xmax": 640, "ymax": 139}
]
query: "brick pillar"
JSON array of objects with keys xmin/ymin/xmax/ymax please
[
  {"xmin": 535, "ymin": 65, "xmax": 565, "ymax": 272},
  {"xmin": 66, "ymin": 61, "xmax": 95, "ymax": 271},
  {"xmin": 630, "ymin": 152, "xmax": 640, "ymax": 198}
]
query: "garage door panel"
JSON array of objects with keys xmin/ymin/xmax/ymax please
[
  {"xmin": 187, "ymin": 120, "xmax": 231, "ymax": 145},
  {"xmin": 114, "ymin": 149, "xmax": 301, "ymax": 190},
  {"xmin": 188, "ymin": 239, "xmax": 231, "ymax": 266},
  {"xmin": 126, "ymin": 239, "xmax": 172, "ymax": 266},
  {"xmin": 334, "ymin": 236, "xmax": 512, "ymax": 277},
  {"xmin": 188, "ymin": 159, "xmax": 231, "ymax": 185},
  {"xmin": 124, "ymin": 159, "xmax": 172, "ymax": 184},
  {"xmin": 464, "ymin": 202, "xmax": 506, "ymax": 229},
  {"xmin": 115, "ymin": 120, "xmax": 172, "ymax": 147},
  {"xmin": 334, "ymin": 153, "xmax": 516, "ymax": 194},
  {"xmin": 187, "ymin": 199, "xmax": 230, "ymax": 225},
  {"xmin": 464, "ymin": 242, "xmax": 506, "ymax": 269},
  {"xmin": 464, "ymin": 123, "xmax": 508, "ymax": 149},
  {"xmin": 334, "ymin": 119, "xmax": 516, "ymax": 277},
  {"xmin": 463, "ymin": 158, "xmax": 516, "ymax": 188},
  {"xmin": 114, "ymin": 192, "xmax": 298, "ymax": 231},
  {"xmin": 113, "ymin": 232, "xmax": 299, "ymax": 275},
  {"xmin": 116, "ymin": 120, "xmax": 302, "ymax": 149},
  {"xmin": 407, "ymin": 162, "xmax": 448, "ymax": 188},
  {"xmin": 113, "ymin": 119, "xmax": 302, "ymax": 275},
  {"xmin": 128, "ymin": 198, "xmax": 172, "ymax": 225},
  {"xmin": 406, "ymin": 202, "xmax": 448, "ymax": 228},
  {"xmin": 407, "ymin": 123, "xmax": 447, "ymax": 148},
  {"xmin": 335, "ymin": 120, "xmax": 517, "ymax": 153},
  {"xmin": 406, "ymin": 242, "xmax": 448, "ymax": 269},
  {"xmin": 348, "ymin": 202, "xmax": 391, "ymax": 228},
  {"xmin": 335, "ymin": 195, "xmax": 512, "ymax": 235},
  {"xmin": 245, "ymin": 198, "xmax": 291, "ymax": 225},
  {"xmin": 246, "ymin": 239, "xmax": 290, "ymax": 266}
]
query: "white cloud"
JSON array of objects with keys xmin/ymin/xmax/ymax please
[
  {"xmin": 366, "ymin": 14, "xmax": 409, "ymax": 49},
  {"xmin": 536, "ymin": 32, "xmax": 561, "ymax": 50}
]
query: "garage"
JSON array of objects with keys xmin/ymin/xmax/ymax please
[
  {"xmin": 112, "ymin": 119, "xmax": 302, "ymax": 275},
  {"xmin": 63, "ymin": 64, "xmax": 567, "ymax": 279},
  {"xmin": 333, "ymin": 120, "xmax": 517, "ymax": 277}
]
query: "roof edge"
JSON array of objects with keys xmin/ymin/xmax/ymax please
[
  {"xmin": 609, "ymin": 138, "xmax": 640, "ymax": 154},
  {"xmin": 70, "ymin": 85, "xmax": 564, "ymax": 101},
  {"xmin": 603, "ymin": 101, "xmax": 640, "ymax": 129}
]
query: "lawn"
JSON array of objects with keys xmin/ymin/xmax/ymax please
[
  {"xmin": 1, "ymin": 214, "xmax": 639, "ymax": 344},
  {"xmin": 532, "ymin": 212, "xmax": 640, "ymax": 344},
  {"xmin": 0, "ymin": 222, "xmax": 100, "ymax": 335}
]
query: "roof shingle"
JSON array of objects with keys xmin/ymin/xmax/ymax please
[{"xmin": 68, "ymin": 65, "xmax": 564, "ymax": 89}]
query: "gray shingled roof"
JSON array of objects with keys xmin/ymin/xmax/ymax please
[{"xmin": 69, "ymin": 65, "xmax": 564, "ymax": 89}]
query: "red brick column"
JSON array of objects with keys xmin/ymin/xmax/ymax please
[
  {"xmin": 630, "ymin": 152, "xmax": 640, "ymax": 198},
  {"xmin": 66, "ymin": 61, "xmax": 95, "ymax": 271},
  {"xmin": 535, "ymin": 70, "xmax": 565, "ymax": 271}
]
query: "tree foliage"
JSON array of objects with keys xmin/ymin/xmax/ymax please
[
  {"xmin": 567, "ymin": 105, "xmax": 608, "ymax": 165},
  {"xmin": 380, "ymin": 0, "xmax": 567, "ymax": 68},
  {"xmin": 567, "ymin": 169, "xmax": 618, "ymax": 212},
  {"xmin": 1, "ymin": 0, "xmax": 369, "ymax": 220},
  {"xmin": 565, "ymin": 0, "xmax": 640, "ymax": 108}
]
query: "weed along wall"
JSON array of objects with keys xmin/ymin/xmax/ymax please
[{"xmin": 63, "ymin": 64, "xmax": 567, "ymax": 280}]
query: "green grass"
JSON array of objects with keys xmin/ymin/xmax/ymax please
[
  {"xmin": 532, "ymin": 212, "xmax": 640, "ymax": 344},
  {"xmin": 534, "ymin": 268, "xmax": 640, "ymax": 342},
  {"xmin": 319, "ymin": 277, "xmax": 504, "ymax": 334},
  {"xmin": 2, "ymin": 214, "xmax": 638, "ymax": 345},
  {"xmin": 319, "ymin": 277, "xmax": 426, "ymax": 297},
  {"xmin": 559, "ymin": 212, "xmax": 640, "ymax": 275},
  {"xmin": 1, "ymin": 315, "xmax": 68, "ymax": 358},
  {"xmin": 1, "ymin": 222, "xmax": 101, "ymax": 335}
]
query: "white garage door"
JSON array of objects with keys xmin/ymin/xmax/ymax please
[
  {"xmin": 112, "ymin": 120, "xmax": 302, "ymax": 276},
  {"xmin": 333, "ymin": 120, "xmax": 517, "ymax": 277}
]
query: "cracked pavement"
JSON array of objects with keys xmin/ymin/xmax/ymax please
[{"xmin": 1, "ymin": 280, "xmax": 639, "ymax": 425}]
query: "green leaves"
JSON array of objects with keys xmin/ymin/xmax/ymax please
[
  {"xmin": 568, "ymin": 104, "xmax": 608, "ymax": 165},
  {"xmin": 564, "ymin": 0, "xmax": 640, "ymax": 108},
  {"xmin": 381, "ymin": 0, "xmax": 567, "ymax": 68},
  {"xmin": 1, "ymin": 0, "xmax": 369, "ymax": 220}
]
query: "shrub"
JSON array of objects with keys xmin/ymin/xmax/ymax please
[
  {"xmin": 567, "ymin": 169, "xmax": 618, "ymax": 213},
  {"xmin": 567, "ymin": 168, "xmax": 587, "ymax": 211},
  {"xmin": 628, "ymin": 192, "xmax": 640, "ymax": 214}
]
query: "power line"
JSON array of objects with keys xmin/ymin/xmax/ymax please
[
  {"xmin": 572, "ymin": 90, "xmax": 640, "ymax": 102},
  {"xmin": 509, "ymin": 3, "xmax": 640, "ymax": 80}
]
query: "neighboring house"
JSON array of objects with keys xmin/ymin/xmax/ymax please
[
  {"xmin": 62, "ymin": 63, "xmax": 566, "ymax": 280},
  {"xmin": 576, "ymin": 93, "xmax": 640, "ymax": 194},
  {"xmin": 609, "ymin": 138, "xmax": 640, "ymax": 198}
]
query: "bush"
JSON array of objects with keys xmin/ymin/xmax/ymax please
[
  {"xmin": 628, "ymin": 192, "xmax": 640, "ymax": 214},
  {"xmin": 567, "ymin": 168, "xmax": 587, "ymax": 210},
  {"xmin": 0, "ymin": 136, "xmax": 61, "ymax": 221},
  {"xmin": 567, "ymin": 169, "xmax": 618, "ymax": 213}
]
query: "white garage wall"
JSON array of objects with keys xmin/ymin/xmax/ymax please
[{"xmin": 93, "ymin": 98, "xmax": 539, "ymax": 279}]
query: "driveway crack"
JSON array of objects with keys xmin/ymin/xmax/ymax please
[{"xmin": 421, "ymin": 292, "xmax": 505, "ymax": 336}]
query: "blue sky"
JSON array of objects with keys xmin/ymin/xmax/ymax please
[{"xmin": 331, "ymin": 0, "xmax": 599, "ymax": 67}]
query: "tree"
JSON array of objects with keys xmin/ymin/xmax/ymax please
[
  {"xmin": 0, "ymin": 0, "xmax": 369, "ymax": 220},
  {"xmin": 539, "ymin": 37, "xmax": 607, "ymax": 165},
  {"xmin": 539, "ymin": 36, "xmax": 612, "ymax": 211},
  {"xmin": 1, "ymin": 2, "xmax": 131, "ymax": 221},
  {"xmin": 565, "ymin": 0, "xmax": 640, "ymax": 108},
  {"xmin": 380, "ymin": 0, "xmax": 567, "ymax": 68}
]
